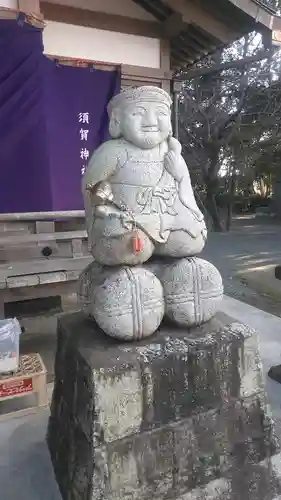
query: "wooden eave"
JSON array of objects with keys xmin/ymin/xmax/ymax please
[
  {"xmin": 4, "ymin": 0, "xmax": 281, "ymax": 75},
  {"xmin": 132, "ymin": 0, "xmax": 281, "ymax": 71}
]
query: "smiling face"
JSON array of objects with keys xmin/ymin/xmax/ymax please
[{"xmin": 120, "ymin": 100, "xmax": 172, "ymax": 149}]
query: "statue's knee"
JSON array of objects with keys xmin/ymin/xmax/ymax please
[{"xmin": 154, "ymin": 231, "xmax": 206, "ymax": 258}]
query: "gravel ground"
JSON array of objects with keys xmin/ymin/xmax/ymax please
[{"xmin": 201, "ymin": 214, "xmax": 281, "ymax": 317}]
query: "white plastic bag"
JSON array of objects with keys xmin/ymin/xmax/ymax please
[{"xmin": 0, "ymin": 318, "xmax": 22, "ymax": 374}]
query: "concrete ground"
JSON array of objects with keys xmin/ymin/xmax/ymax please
[
  {"xmin": 1, "ymin": 295, "xmax": 281, "ymax": 500},
  {"xmin": 235, "ymin": 263, "xmax": 281, "ymax": 303},
  {"xmin": 201, "ymin": 214, "xmax": 281, "ymax": 317}
]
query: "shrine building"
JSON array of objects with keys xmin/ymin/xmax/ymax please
[{"xmin": 0, "ymin": 0, "xmax": 280, "ymax": 327}]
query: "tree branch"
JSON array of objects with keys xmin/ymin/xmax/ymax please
[
  {"xmin": 176, "ymin": 49, "xmax": 272, "ymax": 80},
  {"xmin": 217, "ymin": 85, "xmax": 248, "ymax": 141}
]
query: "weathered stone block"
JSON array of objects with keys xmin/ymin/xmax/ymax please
[
  {"xmin": 47, "ymin": 312, "xmax": 280, "ymax": 500},
  {"xmin": 230, "ymin": 322, "xmax": 264, "ymax": 398}
]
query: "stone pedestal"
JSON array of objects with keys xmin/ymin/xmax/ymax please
[{"xmin": 47, "ymin": 312, "xmax": 281, "ymax": 500}]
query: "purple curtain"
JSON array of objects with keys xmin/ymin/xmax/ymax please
[
  {"xmin": 0, "ymin": 18, "xmax": 120, "ymax": 213},
  {"xmin": 44, "ymin": 60, "xmax": 120, "ymax": 211},
  {"xmin": 0, "ymin": 18, "xmax": 53, "ymax": 213}
]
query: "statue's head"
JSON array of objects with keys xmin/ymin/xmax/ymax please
[{"xmin": 107, "ymin": 86, "xmax": 172, "ymax": 149}]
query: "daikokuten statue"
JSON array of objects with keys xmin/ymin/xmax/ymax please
[
  {"xmin": 79, "ymin": 87, "xmax": 223, "ymax": 341},
  {"xmin": 83, "ymin": 87, "xmax": 207, "ymax": 266}
]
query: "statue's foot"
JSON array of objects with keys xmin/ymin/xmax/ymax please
[
  {"xmin": 161, "ymin": 257, "xmax": 223, "ymax": 327},
  {"xmin": 90, "ymin": 266, "xmax": 165, "ymax": 341},
  {"xmin": 90, "ymin": 229, "xmax": 154, "ymax": 266},
  {"xmin": 154, "ymin": 229, "xmax": 206, "ymax": 258}
]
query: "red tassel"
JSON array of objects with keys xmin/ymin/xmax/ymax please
[{"xmin": 132, "ymin": 234, "xmax": 142, "ymax": 253}]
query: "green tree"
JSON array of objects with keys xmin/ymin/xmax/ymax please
[{"xmin": 179, "ymin": 31, "xmax": 281, "ymax": 230}]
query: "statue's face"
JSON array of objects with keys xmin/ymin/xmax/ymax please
[{"xmin": 120, "ymin": 100, "xmax": 171, "ymax": 149}]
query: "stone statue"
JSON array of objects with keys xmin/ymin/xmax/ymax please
[
  {"xmin": 50, "ymin": 85, "xmax": 278, "ymax": 500},
  {"xmin": 79, "ymin": 86, "xmax": 223, "ymax": 340},
  {"xmin": 83, "ymin": 87, "xmax": 207, "ymax": 265}
]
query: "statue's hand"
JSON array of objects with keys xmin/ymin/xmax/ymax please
[
  {"xmin": 168, "ymin": 136, "xmax": 182, "ymax": 156},
  {"xmin": 164, "ymin": 137, "xmax": 183, "ymax": 182}
]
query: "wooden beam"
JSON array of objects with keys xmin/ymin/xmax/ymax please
[
  {"xmin": 272, "ymin": 29, "xmax": 281, "ymax": 46},
  {"xmin": 160, "ymin": 39, "xmax": 171, "ymax": 92},
  {"xmin": 176, "ymin": 48, "xmax": 271, "ymax": 80},
  {"xmin": 122, "ymin": 64, "xmax": 172, "ymax": 80},
  {"xmin": 18, "ymin": 0, "xmax": 40, "ymax": 13},
  {"xmin": 40, "ymin": 2, "xmax": 162, "ymax": 39},
  {"xmin": 0, "ymin": 3, "xmax": 43, "ymax": 26},
  {"xmin": 273, "ymin": 16, "xmax": 281, "ymax": 31},
  {"xmin": 228, "ymin": 0, "xmax": 274, "ymax": 29},
  {"xmin": 160, "ymin": 39, "xmax": 170, "ymax": 72},
  {"xmin": 122, "ymin": 78, "xmax": 162, "ymax": 88},
  {"xmin": 121, "ymin": 63, "xmax": 172, "ymax": 91},
  {"xmin": 171, "ymin": 40, "xmax": 205, "ymax": 63},
  {"xmin": 162, "ymin": 12, "xmax": 185, "ymax": 39},
  {"xmin": 171, "ymin": 51, "xmax": 195, "ymax": 66},
  {"xmin": 183, "ymin": 29, "xmax": 217, "ymax": 51},
  {"xmin": 161, "ymin": 0, "xmax": 241, "ymax": 43}
]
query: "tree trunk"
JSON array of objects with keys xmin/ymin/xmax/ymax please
[
  {"xmin": 205, "ymin": 183, "xmax": 224, "ymax": 231},
  {"xmin": 226, "ymin": 173, "xmax": 236, "ymax": 231},
  {"xmin": 260, "ymin": 177, "xmax": 267, "ymax": 198},
  {"xmin": 204, "ymin": 148, "xmax": 223, "ymax": 232}
]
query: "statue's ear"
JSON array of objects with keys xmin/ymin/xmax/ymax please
[{"xmin": 109, "ymin": 109, "xmax": 122, "ymax": 138}]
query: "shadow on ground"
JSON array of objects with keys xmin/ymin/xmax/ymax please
[
  {"xmin": 0, "ymin": 410, "xmax": 61, "ymax": 500},
  {"xmin": 202, "ymin": 214, "xmax": 281, "ymax": 317}
]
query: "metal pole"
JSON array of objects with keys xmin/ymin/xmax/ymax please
[
  {"xmin": 172, "ymin": 80, "xmax": 182, "ymax": 139},
  {"xmin": 173, "ymin": 91, "xmax": 179, "ymax": 139}
]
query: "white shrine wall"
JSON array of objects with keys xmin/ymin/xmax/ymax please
[
  {"xmin": 42, "ymin": 0, "xmax": 161, "ymax": 68},
  {"xmin": 1, "ymin": 0, "xmax": 17, "ymax": 7},
  {"xmin": 43, "ymin": 21, "xmax": 161, "ymax": 68}
]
